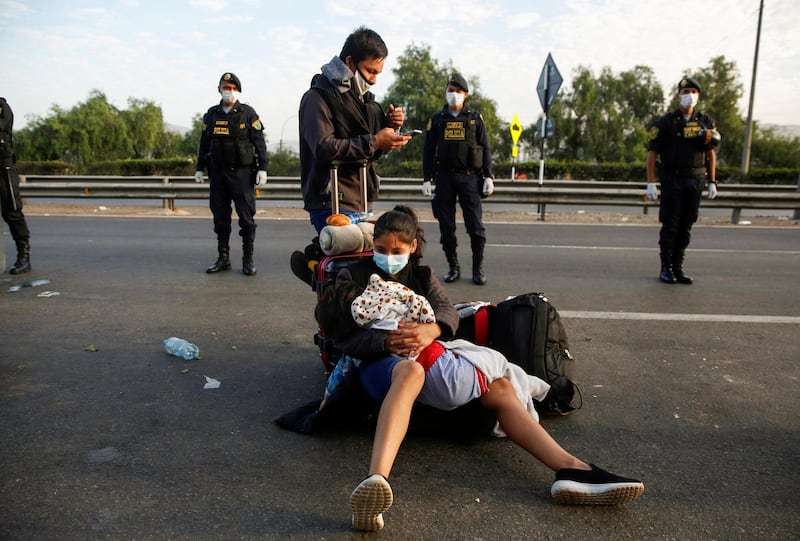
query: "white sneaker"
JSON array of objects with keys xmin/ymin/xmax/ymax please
[{"xmin": 350, "ymin": 474, "xmax": 393, "ymax": 531}]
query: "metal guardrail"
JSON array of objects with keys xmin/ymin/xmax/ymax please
[{"xmin": 19, "ymin": 175, "xmax": 800, "ymax": 223}]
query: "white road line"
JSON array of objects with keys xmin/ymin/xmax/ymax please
[
  {"xmin": 560, "ymin": 311, "xmax": 800, "ymax": 324},
  {"xmin": 487, "ymin": 243, "xmax": 800, "ymax": 255}
]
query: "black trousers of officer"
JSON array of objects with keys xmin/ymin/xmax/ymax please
[
  {"xmin": 431, "ymin": 171, "xmax": 486, "ymax": 258},
  {"xmin": 1, "ymin": 163, "xmax": 30, "ymax": 241},
  {"xmin": 208, "ymin": 164, "xmax": 257, "ymax": 244},
  {"xmin": 658, "ymin": 174, "xmax": 703, "ymax": 259}
]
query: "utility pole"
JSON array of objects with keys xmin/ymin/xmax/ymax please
[{"xmin": 741, "ymin": 0, "xmax": 764, "ymax": 176}]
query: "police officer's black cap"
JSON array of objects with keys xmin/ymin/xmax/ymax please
[
  {"xmin": 219, "ymin": 72, "xmax": 241, "ymax": 92},
  {"xmin": 448, "ymin": 73, "xmax": 469, "ymax": 93},
  {"xmin": 677, "ymin": 77, "xmax": 701, "ymax": 94}
]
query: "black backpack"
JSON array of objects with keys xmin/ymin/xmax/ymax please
[{"xmin": 490, "ymin": 292, "xmax": 582, "ymax": 415}]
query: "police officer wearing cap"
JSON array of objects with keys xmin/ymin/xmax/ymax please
[
  {"xmin": 422, "ymin": 73, "xmax": 494, "ymax": 285},
  {"xmin": 646, "ymin": 77, "xmax": 720, "ymax": 285},
  {"xmin": 196, "ymin": 72, "xmax": 268, "ymax": 276},
  {"xmin": 0, "ymin": 97, "xmax": 31, "ymax": 274}
]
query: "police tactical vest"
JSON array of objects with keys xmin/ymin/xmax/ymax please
[
  {"xmin": 435, "ymin": 108, "xmax": 483, "ymax": 171},
  {"xmin": 659, "ymin": 111, "xmax": 711, "ymax": 170},
  {"xmin": 207, "ymin": 106, "xmax": 256, "ymax": 168}
]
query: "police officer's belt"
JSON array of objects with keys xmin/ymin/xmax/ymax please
[
  {"xmin": 664, "ymin": 167, "xmax": 706, "ymax": 177},
  {"xmin": 450, "ymin": 168, "xmax": 481, "ymax": 175}
]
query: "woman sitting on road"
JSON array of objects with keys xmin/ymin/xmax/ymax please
[{"xmin": 317, "ymin": 205, "xmax": 645, "ymax": 532}]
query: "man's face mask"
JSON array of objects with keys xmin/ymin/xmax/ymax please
[
  {"xmin": 679, "ymin": 92, "xmax": 698, "ymax": 110},
  {"xmin": 446, "ymin": 91, "xmax": 465, "ymax": 108},
  {"xmin": 352, "ymin": 68, "xmax": 373, "ymax": 97},
  {"xmin": 222, "ymin": 90, "xmax": 240, "ymax": 105},
  {"xmin": 221, "ymin": 90, "xmax": 240, "ymax": 104}
]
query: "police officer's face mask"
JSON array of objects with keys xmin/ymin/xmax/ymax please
[
  {"xmin": 221, "ymin": 90, "xmax": 240, "ymax": 105},
  {"xmin": 446, "ymin": 91, "xmax": 465, "ymax": 108},
  {"xmin": 679, "ymin": 92, "xmax": 698, "ymax": 110}
]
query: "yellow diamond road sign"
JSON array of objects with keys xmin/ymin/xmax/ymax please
[{"xmin": 510, "ymin": 114, "xmax": 523, "ymax": 144}]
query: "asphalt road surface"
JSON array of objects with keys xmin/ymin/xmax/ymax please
[{"xmin": 2, "ymin": 215, "xmax": 799, "ymax": 540}]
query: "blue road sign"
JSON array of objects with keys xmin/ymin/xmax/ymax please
[{"xmin": 537, "ymin": 53, "xmax": 563, "ymax": 114}]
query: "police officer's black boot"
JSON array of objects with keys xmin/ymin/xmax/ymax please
[
  {"xmin": 444, "ymin": 251, "xmax": 460, "ymax": 283},
  {"xmin": 206, "ymin": 242, "xmax": 231, "ymax": 273},
  {"xmin": 472, "ymin": 253, "xmax": 487, "ymax": 285},
  {"xmin": 672, "ymin": 250, "xmax": 693, "ymax": 284},
  {"xmin": 9, "ymin": 238, "xmax": 31, "ymax": 274},
  {"xmin": 242, "ymin": 242, "xmax": 256, "ymax": 276},
  {"xmin": 659, "ymin": 249, "xmax": 676, "ymax": 284}
]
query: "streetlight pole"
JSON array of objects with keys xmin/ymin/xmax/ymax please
[
  {"xmin": 741, "ymin": 0, "xmax": 764, "ymax": 177},
  {"xmin": 279, "ymin": 114, "xmax": 297, "ymax": 153}
]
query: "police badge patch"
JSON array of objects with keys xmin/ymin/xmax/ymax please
[
  {"xmin": 649, "ymin": 126, "xmax": 659, "ymax": 140},
  {"xmin": 251, "ymin": 119, "xmax": 263, "ymax": 131}
]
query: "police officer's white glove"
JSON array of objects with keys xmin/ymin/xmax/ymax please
[
  {"xmin": 646, "ymin": 182, "xmax": 659, "ymax": 201},
  {"xmin": 421, "ymin": 180, "xmax": 432, "ymax": 198},
  {"xmin": 707, "ymin": 182, "xmax": 718, "ymax": 199},
  {"xmin": 256, "ymin": 170, "xmax": 268, "ymax": 187},
  {"xmin": 482, "ymin": 177, "xmax": 495, "ymax": 196},
  {"xmin": 195, "ymin": 171, "xmax": 204, "ymax": 183}
]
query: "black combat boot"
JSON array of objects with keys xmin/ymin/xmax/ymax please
[
  {"xmin": 672, "ymin": 250, "xmax": 693, "ymax": 284},
  {"xmin": 242, "ymin": 242, "xmax": 256, "ymax": 276},
  {"xmin": 658, "ymin": 248, "xmax": 675, "ymax": 284},
  {"xmin": 9, "ymin": 238, "xmax": 31, "ymax": 274},
  {"xmin": 659, "ymin": 266, "xmax": 676, "ymax": 284},
  {"xmin": 444, "ymin": 251, "xmax": 460, "ymax": 283},
  {"xmin": 206, "ymin": 242, "xmax": 231, "ymax": 273},
  {"xmin": 472, "ymin": 253, "xmax": 487, "ymax": 285}
]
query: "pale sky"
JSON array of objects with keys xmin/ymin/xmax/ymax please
[{"xmin": 2, "ymin": 0, "xmax": 798, "ymax": 148}]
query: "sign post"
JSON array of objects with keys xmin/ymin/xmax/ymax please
[
  {"xmin": 509, "ymin": 113, "xmax": 523, "ymax": 180},
  {"xmin": 536, "ymin": 53, "xmax": 563, "ymax": 186}
]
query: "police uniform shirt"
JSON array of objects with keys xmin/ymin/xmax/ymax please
[{"xmin": 197, "ymin": 102, "xmax": 268, "ymax": 171}]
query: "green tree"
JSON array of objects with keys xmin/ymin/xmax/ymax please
[
  {"xmin": 14, "ymin": 105, "xmax": 68, "ymax": 161},
  {"xmin": 181, "ymin": 114, "xmax": 205, "ymax": 161},
  {"xmin": 267, "ymin": 147, "xmax": 301, "ymax": 176},
  {"xmin": 531, "ymin": 65, "xmax": 664, "ymax": 164},
  {"xmin": 16, "ymin": 91, "xmax": 191, "ymax": 166},
  {"xmin": 63, "ymin": 90, "xmax": 133, "ymax": 165},
  {"xmin": 121, "ymin": 98, "xmax": 164, "ymax": 159},
  {"xmin": 16, "ymin": 90, "xmax": 133, "ymax": 166},
  {"xmin": 749, "ymin": 125, "xmax": 800, "ymax": 168},
  {"xmin": 157, "ymin": 129, "xmax": 187, "ymax": 159}
]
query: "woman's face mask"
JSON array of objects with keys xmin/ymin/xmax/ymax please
[
  {"xmin": 372, "ymin": 231, "xmax": 416, "ymax": 275},
  {"xmin": 373, "ymin": 252, "xmax": 409, "ymax": 275}
]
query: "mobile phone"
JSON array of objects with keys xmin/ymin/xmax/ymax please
[{"xmin": 401, "ymin": 129, "xmax": 423, "ymax": 137}]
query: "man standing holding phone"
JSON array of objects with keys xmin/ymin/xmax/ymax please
[{"xmin": 291, "ymin": 26, "xmax": 410, "ymax": 286}]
